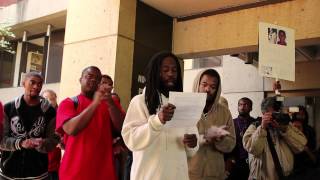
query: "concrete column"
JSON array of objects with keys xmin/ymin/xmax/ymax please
[{"xmin": 59, "ymin": 0, "xmax": 136, "ymax": 109}]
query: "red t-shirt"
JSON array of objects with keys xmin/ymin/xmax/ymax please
[{"xmin": 56, "ymin": 94, "xmax": 116, "ymax": 180}]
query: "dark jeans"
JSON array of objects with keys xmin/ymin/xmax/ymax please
[
  {"xmin": 48, "ymin": 171, "xmax": 59, "ymax": 180},
  {"xmin": 227, "ymin": 159, "xmax": 249, "ymax": 180},
  {"xmin": 123, "ymin": 152, "xmax": 132, "ymax": 180}
]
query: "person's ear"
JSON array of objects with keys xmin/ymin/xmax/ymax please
[{"xmin": 22, "ymin": 79, "xmax": 26, "ymax": 87}]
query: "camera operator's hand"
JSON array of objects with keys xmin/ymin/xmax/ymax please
[
  {"xmin": 261, "ymin": 112, "xmax": 273, "ymax": 129},
  {"xmin": 158, "ymin": 103, "xmax": 176, "ymax": 124}
]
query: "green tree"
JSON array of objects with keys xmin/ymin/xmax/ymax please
[{"xmin": 0, "ymin": 24, "xmax": 15, "ymax": 54}]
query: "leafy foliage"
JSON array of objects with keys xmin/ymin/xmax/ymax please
[{"xmin": 0, "ymin": 24, "xmax": 16, "ymax": 54}]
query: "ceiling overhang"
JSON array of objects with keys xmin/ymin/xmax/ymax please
[
  {"xmin": 141, "ymin": 0, "xmax": 288, "ymax": 19},
  {"xmin": 10, "ymin": 10, "xmax": 66, "ymax": 39}
]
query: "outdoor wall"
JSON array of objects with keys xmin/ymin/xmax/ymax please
[
  {"xmin": 130, "ymin": 2, "xmax": 173, "ymax": 97},
  {"xmin": 264, "ymin": 61, "xmax": 320, "ymax": 91},
  {"xmin": 222, "ymin": 56, "xmax": 264, "ymax": 118},
  {"xmin": 0, "ymin": 83, "xmax": 60, "ymax": 104},
  {"xmin": 46, "ymin": 30, "xmax": 65, "ymax": 83},
  {"xmin": 173, "ymin": 0, "xmax": 320, "ymax": 58},
  {"xmin": 183, "ymin": 67, "xmax": 223, "ymax": 93},
  {"xmin": 175, "ymin": 0, "xmax": 320, "ymax": 118},
  {"xmin": 315, "ymin": 97, "xmax": 320, "ymax": 148},
  {"xmin": 0, "ymin": 0, "xmax": 67, "ymax": 25},
  {"xmin": 184, "ymin": 54, "xmax": 320, "ymax": 118},
  {"xmin": 115, "ymin": 0, "xmax": 139, "ymax": 102},
  {"xmin": 183, "ymin": 56, "xmax": 264, "ymax": 118}
]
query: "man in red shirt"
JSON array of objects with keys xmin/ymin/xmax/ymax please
[{"xmin": 56, "ymin": 66, "xmax": 124, "ymax": 180}]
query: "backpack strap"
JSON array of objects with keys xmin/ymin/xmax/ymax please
[
  {"xmin": 266, "ymin": 129, "xmax": 286, "ymax": 179},
  {"xmin": 70, "ymin": 96, "xmax": 79, "ymax": 110}
]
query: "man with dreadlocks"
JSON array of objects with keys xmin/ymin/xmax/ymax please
[{"xmin": 122, "ymin": 51, "xmax": 199, "ymax": 180}]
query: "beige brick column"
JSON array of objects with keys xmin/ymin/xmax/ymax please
[{"xmin": 60, "ymin": 0, "xmax": 136, "ymax": 109}]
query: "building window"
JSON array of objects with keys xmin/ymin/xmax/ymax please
[
  {"xmin": 46, "ymin": 30, "xmax": 64, "ymax": 83},
  {"xmin": 0, "ymin": 30, "xmax": 65, "ymax": 89},
  {"xmin": 18, "ymin": 36, "xmax": 46, "ymax": 85},
  {"xmin": 0, "ymin": 49, "xmax": 15, "ymax": 88}
]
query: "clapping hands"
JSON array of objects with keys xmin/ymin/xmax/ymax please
[{"xmin": 20, "ymin": 138, "xmax": 44, "ymax": 149}]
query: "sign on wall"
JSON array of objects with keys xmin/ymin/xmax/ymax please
[
  {"xmin": 258, "ymin": 22, "xmax": 295, "ymax": 81},
  {"xmin": 26, "ymin": 51, "xmax": 43, "ymax": 73}
]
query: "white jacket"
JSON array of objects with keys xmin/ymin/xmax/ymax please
[{"xmin": 122, "ymin": 93, "xmax": 199, "ymax": 180}]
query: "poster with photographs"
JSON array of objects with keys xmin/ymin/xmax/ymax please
[
  {"xmin": 26, "ymin": 52, "xmax": 43, "ymax": 73},
  {"xmin": 258, "ymin": 22, "xmax": 295, "ymax": 81}
]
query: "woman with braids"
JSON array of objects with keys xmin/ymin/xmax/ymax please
[{"xmin": 122, "ymin": 51, "xmax": 199, "ymax": 180}]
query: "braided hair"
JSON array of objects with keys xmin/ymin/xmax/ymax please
[{"xmin": 144, "ymin": 51, "xmax": 183, "ymax": 114}]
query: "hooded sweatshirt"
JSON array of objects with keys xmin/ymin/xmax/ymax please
[
  {"xmin": 188, "ymin": 69, "xmax": 236, "ymax": 180},
  {"xmin": 122, "ymin": 90, "xmax": 199, "ymax": 180}
]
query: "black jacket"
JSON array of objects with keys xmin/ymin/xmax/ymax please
[{"xmin": 0, "ymin": 95, "xmax": 58, "ymax": 179}]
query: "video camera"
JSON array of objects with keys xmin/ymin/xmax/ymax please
[{"xmin": 272, "ymin": 112, "xmax": 291, "ymax": 125}]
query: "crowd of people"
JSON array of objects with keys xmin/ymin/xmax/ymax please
[{"xmin": 0, "ymin": 51, "xmax": 319, "ymax": 180}]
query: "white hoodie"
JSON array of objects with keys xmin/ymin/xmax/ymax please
[{"xmin": 122, "ymin": 92, "xmax": 199, "ymax": 180}]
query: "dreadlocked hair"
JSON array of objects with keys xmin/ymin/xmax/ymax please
[{"xmin": 144, "ymin": 51, "xmax": 183, "ymax": 115}]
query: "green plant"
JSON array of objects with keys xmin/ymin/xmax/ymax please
[{"xmin": 0, "ymin": 24, "xmax": 16, "ymax": 54}]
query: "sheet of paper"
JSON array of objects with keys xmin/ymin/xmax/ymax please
[
  {"xmin": 165, "ymin": 92, "xmax": 206, "ymax": 128},
  {"xmin": 206, "ymin": 126, "xmax": 230, "ymax": 138},
  {"xmin": 258, "ymin": 22, "xmax": 295, "ymax": 81}
]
